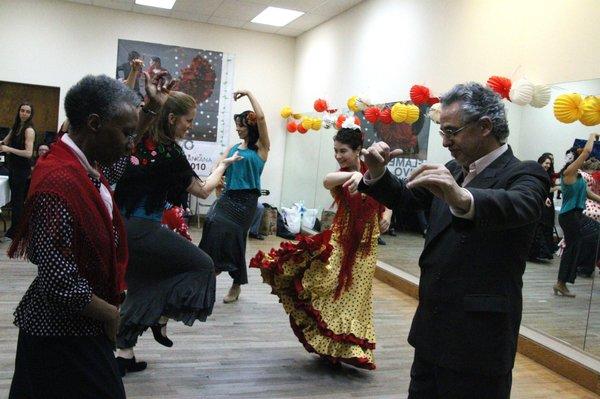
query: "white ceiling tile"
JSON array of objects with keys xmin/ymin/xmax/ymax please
[
  {"xmin": 172, "ymin": 0, "xmax": 222, "ymax": 15},
  {"xmin": 92, "ymin": 0, "xmax": 133, "ymax": 11},
  {"xmin": 207, "ymin": 15, "xmax": 246, "ymax": 28},
  {"xmin": 285, "ymin": 12, "xmax": 328, "ymax": 30},
  {"xmin": 212, "ymin": 0, "xmax": 267, "ymax": 21},
  {"xmin": 269, "ymin": 0, "xmax": 325, "ymax": 13},
  {"xmin": 311, "ymin": 0, "xmax": 361, "ymax": 17},
  {"xmin": 170, "ymin": 10, "xmax": 211, "ymax": 22},
  {"xmin": 276, "ymin": 26, "xmax": 304, "ymax": 37},
  {"xmin": 133, "ymin": 4, "xmax": 174, "ymax": 16},
  {"xmin": 242, "ymin": 22, "xmax": 280, "ymax": 34}
]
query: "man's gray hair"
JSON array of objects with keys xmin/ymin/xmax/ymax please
[
  {"xmin": 64, "ymin": 75, "xmax": 140, "ymax": 131},
  {"xmin": 440, "ymin": 82, "xmax": 509, "ymax": 143}
]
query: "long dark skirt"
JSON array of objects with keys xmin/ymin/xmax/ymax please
[
  {"xmin": 529, "ymin": 203, "xmax": 556, "ymax": 261},
  {"xmin": 10, "ymin": 330, "xmax": 125, "ymax": 399},
  {"xmin": 117, "ymin": 217, "xmax": 216, "ymax": 349},
  {"xmin": 199, "ymin": 189, "xmax": 259, "ymax": 285},
  {"xmin": 558, "ymin": 209, "xmax": 600, "ymax": 283}
]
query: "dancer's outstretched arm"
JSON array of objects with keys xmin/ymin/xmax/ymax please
[{"xmin": 187, "ymin": 151, "xmax": 243, "ymax": 199}]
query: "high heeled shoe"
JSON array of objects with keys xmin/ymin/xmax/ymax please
[
  {"xmin": 223, "ymin": 284, "xmax": 241, "ymax": 303},
  {"xmin": 116, "ymin": 356, "xmax": 147, "ymax": 377},
  {"xmin": 151, "ymin": 323, "xmax": 173, "ymax": 347},
  {"xmin": 553, "ymin": 283, "xmax": 575, "ymax": 297}
]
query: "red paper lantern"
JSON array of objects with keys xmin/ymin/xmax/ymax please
[
  {"xmin": 287, "ymin": 121, "xmax": 297, "ymax": 133},
  {"xmin": 410, "ymin": 85, "xmax": 431, "ymax": 105},
  {"xmin": 336, "ymin": 114, "xmax": 347, "ymax": 129},
  {"xmin": 379, "ymin": 108, "xmax": 392, "ymax": 124},
  {"xmin": 427, "ymin": 97, "xmax": 440, "ymax": 105},
  {"xmin": 364, "ymin": 106, "xmax": 380, "ymax": 123},
  {"xmin": 486, "ymin": 76, "xmax": 512, "ymax": 100},
  {"xmin": 354, "ymin": 116, "xmax": 361, "ymax": 126},
  {"xmin": 313, "ymin": 98, "xmax": 328, "ymax": 112},
  {"xmin": 297, "ymin": 124, "xmax": 308, "ymax": 134}
]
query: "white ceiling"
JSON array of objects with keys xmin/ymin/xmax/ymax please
[{"xmin": 64, "ymin": 0, "xmax": 363, "ymax": 37}]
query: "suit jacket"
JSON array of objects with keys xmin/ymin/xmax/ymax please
[{"xmin": 359, "ymin": 147, "xmax": 549, "ymax": 376}]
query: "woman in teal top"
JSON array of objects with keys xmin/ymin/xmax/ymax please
[
  {"xmin": 554, "ymin": 133, "xmax": 600, "ymax": 297},
  {"xmin": 200, "ymin": 90, "xmax": 270, "ymax": 303}
]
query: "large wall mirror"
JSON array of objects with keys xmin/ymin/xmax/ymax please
[{"xmin": 280, "ymin": 79, "xmax": 600, "ymax": 358}]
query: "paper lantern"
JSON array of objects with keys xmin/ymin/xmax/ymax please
[
  {"xmin": 323, "ymin": 114, "xmax": 335, "ymax": 129},
  {"xmin": 335, "ymin": 114, "xmax": 347, "ymax": 129},
  {"xmin": 391, "ymin": 103, "xmax": 408, "ymax": 123},
  {"xmin": 292, "ymin": 113, "xmax": 303, "ymax": 120},
  {"xmin": 311, "ymin": 118, "xmax": 323, "ymax": 130},
  {"xmin": 280, "ymin": 106, "xmax": 292, "ymax": 119},
  {"xmin": 364, "ymin": 106, "xmax": 381, "ymax": 123},
  {"xmin": 428, "ymin": 103, "xmax": 441, "ymax": 124},
  {"xmin": 347, "ymin": 96, "xmax": 360, "ymax": 112},
  {"xmin": 286, "ymin": 121, "xmax": 297, "ymax": 133},
  {"xmin": 530, "ymin": 85, "xmax": 551, "ymax": 108},
  {"xmin": 354, "ymin": 116, "xmax": 361, "ymax": 126},
  {"xmin": 580, "ymin": 96, "xmax": 600, "ymax": 126},
  {"xmin": 554, "ymin": 93, "xmax": 583, "ymax": 123},
  {"xmin": 487, "ymin": 76, "xmax": 512, "ymax": 99},
  {"xmin": 405, "ymin": 104, "xmax": 420, "ymax": 124},
  {"xmin": 509, "ymin": 78, "xmax": 535, "ymax": 106},
  {"xmin": 297, "ymin": 124, "xmax": 308, "ymax": 134},
  {"xmin": 427, "ymin": 97, "xmax": 440, "ymax": 105},
  {"xmin": 301, "ymin": 117, "xmax": 313, "ymax": 130},
  {"xmin": 314, "ymin": 98, "xmax": 328, "ymax": 112},
  {"xmin": 379, "ymin": 108, "xmax": 393, "ymax": 124},
  {"xmin": 355, "ymin": 97, "xmax": 368, "ymax": 111},
  {"xmin": 410, "ymin": 85, "xmax": 431, "ymax": 105}
]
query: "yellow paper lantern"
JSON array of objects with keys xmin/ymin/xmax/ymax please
[
  {"xmin": 580, "ymin": 96, "xmax": 600, "ymax": 126},
  {"xmin": 347, "ymin": 96, "xmax": 360, "ymax": 112},
  {"xmin": 405, "ymin": 104, "xmax": 420, "ymax": 124},
  {"xmin": 391, "ymin": 103, "xmax": 408, "ymax": 123},
  {"xmin": 292, "ymin": 113, "xmax": 303, "ymax": 120},
  {"xmin": 553, "ymin": 93, "xmax": 583, "ymax": 124},
  {"xmin": 301, "ymin": 117, "xmax": 313, "ymax": 130},
  {"xmin": 311, "ymin": 118, "xmax": 323, "ymax": 130},
  {"xmin": 280, "ymin": 106, "xmax": 292, "ymax": 119}
]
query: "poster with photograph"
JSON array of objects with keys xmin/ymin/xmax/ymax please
[
  {"xmin": 356, "ymin": 102, "xmax": 431, "ymax": 179},
  {"xmin": 116, "ymin": 39, "xmax": 235, "ymax": 178}
]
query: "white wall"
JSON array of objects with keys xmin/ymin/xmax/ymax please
[
  {"xmin": 0, "ymin": 0, "xmax": 295, "ymax": 205},
  {"xmin": 291, "ymin": 0, "xmax": 600, "ymax": 164}
]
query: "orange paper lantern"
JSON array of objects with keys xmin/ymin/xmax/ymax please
[
  {"xmin": 286, "ymin": 121, "xmax": 297, "ymax": 133},
  {"xmin": 379, "ymin": 108, "xmax": 392, "ymax": 124},
  {"xmin": 487, "ymin": 76, "xmax": 512, "ymax": 100},
  {"xmin": 297, "ymin": 124, "xmax": 308, "ymax": 134},
  {"xmin": 410, "ymin": 85, "xmax": 431, "ymax": 105},
  {"xmin": 314, "ymin": 98, "xmax": 328, "ymax": 112},
  {"xmin": 364, "ymin": 106, "xmax": 380, "ymax": 123}
]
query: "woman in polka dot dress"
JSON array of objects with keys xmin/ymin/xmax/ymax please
[{"xmin": 251, "ymin": 127, "xmax": 391, "ymax": 369}]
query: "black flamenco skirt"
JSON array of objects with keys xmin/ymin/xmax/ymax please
[
  {"xmin": 199, "ymin": 189, "xmax": 259, "ymax": 285},
  {"xmin": 10, "ymin": 331, "xmax": 125, "ymax": 399},
  {"xmin": 117, "ymin": 217, "xmax": 216, "ymax": 349},
  {"xmin": 558, "ymin": 209, "xmax": 600, "ymax": 283}
]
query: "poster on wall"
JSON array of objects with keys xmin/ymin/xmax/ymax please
[
  {"xmin": 356, "ymin": 102, "xmax": 430, "ymax": 180},
  {"xmin": 116, "ymin": 39, "xmax": 235, "ymax": 178}
]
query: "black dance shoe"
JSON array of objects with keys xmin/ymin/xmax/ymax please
[
  {"xmin": 249, "ymin": 232, "xmax": 266, "ymax": 240},
  {"xmin": 151, "ymin": 323, "xmax": 173, "ymax": 347},
  {"xmin": 116, "ymin": 356, "xmax": 147, "ymax": 377},
  {"xmin": 377, "ymin": 237, "xmax": 386, "ymax": 245}
]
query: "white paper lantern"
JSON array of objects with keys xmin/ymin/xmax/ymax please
[
  {"xmin": 428, "ymin": 103, "xmax": 441, "ymax": 124},
  {"xmin": 530, "ymin": 84, "xmax": 552, "ymax": 108},
  {"xmin": 509, "ymin": 78, "xmax": 534, "ymax": 106}
]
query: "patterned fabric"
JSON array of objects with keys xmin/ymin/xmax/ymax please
[
  {"xmin": 582, "ymin": 171, "xmax": 600, "ymax": 221},
  {"xmin": 251, "ymin": 203, "xmax": 381, "ymax": 369},
  {"xmin": 115, "ymin": 137, "xmax": 198, "ymax": 218}
]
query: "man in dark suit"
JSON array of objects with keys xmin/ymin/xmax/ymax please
[{"xmin": 354, "ymin": 82, "xmax": 549, "ymax": 398}]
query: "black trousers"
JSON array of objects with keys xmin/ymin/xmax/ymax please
[
  {"xmin": 408, "ymin": 350, "xmax": 512, "ymax": 399},
  {"xmin": 10, "ymin": 330, "xmax": 126, "ymax": 399},
  {"xmin": 6, "ymin": 167, "xmax": 29, "ymax": 239}
]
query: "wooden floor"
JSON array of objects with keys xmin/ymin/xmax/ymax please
[
  {"xmin": 0, "ymin": 230, "xmax": 598, "ymax": 398},
  {"xmin": 378, "ymin": 232, "xmax": 600, "ymax": 358}
]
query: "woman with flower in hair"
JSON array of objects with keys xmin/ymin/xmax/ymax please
[
  {"xmin": 554, "ymin": 133, "xmax": 600, "ymax": 296},
  {"xmin": 251, "ymin": 125, "xmax": 391, "ymax": 369},
  {"xmin": 199, "ymin": 90, "xmax": 269, "ymax": 303}
]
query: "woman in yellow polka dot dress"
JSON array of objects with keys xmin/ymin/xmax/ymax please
[{"xmin": 251, "ymin": 126, "xmax": 391, "ymax": 369}]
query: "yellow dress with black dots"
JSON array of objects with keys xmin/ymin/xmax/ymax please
[{"xmin": 251, "ymin": 205, "xmax": 380, "ymax": 369}]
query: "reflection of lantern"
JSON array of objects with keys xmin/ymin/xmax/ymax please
[
  {"xmin": 298, "ymin": 124, "xmax": 308, "ymax": 134},
  {"xmin": 336, "ymin": 114, "xmax": 347, "ymax": 129},
  {"xmin": 314, "ymin": 98, "xmax": 328, "ymax": 112},
  {"xmin": 428, "ymin": 103, "xmax": 441, "ymax": 124},
  {"xmin": 391, "ymin": 103, "xmax": 408, "ymax": 123},
  {"xmin": 530, "ymin": 85, "xmax": 551, "ymax": 108},
  {"xmin": 487, "ymin": 76, "xmax": 512, "ymax": 99},
  {"xmin": 580, "ymin": 96, "xmax": 600, "ymax": 126},
  {"xmin": 364, "ymin": 106, "xmax": 380, "ymax": 123},
  {"xmin": 301, "ymin": 117, "xmax": 313, "ymax": 130},
  {"xmin": 508, "ymin": 78, "xmax": 534, "ymax": 106},
  {"xmin": 379, "ymin": 108, "xmax": 393, "ymax": 124},
  {"xmin": 311, "ymin": 118, "xmax": 323, "ymax": 130},
  {"xmin": 410, "ymin": 85, "xmax": 430, "ymax": 105},
  {"xmin": 354, "ymin": 116, "xmax": 361, "ymax": 126},
  {"xmin": 280, "ymin": 106, "xmax": 293, "ymax": 118},
  {"xmin": 286, "ymin": 121, "xmax": 297, "ymax": 133},
  {"xmin": 347, "ymin": 96, "xmax": 360, "ymax": 112},
  {"xmin": 554, "ymin": 93, "xmax": 583, "ymax": 123},
  {"xmin": 405, "ymin": 104, "xmax": 420, "ymax": 124}
]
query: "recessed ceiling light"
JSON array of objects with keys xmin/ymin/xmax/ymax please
[
  {"xmin": 251, "ymin": 6, "xmax": 304, "ymax": 27},
  {"xmin": 135, "ymin": 0, "xmax": 177, "ymax": 9}
]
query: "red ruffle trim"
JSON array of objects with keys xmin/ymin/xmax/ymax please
[{"xmin": 290, "ymin": 316, "xmax": 376, "ymax": 370}]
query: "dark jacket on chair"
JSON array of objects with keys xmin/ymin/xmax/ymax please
[{"xmin": 359, "ymin": 147, "xmax": 549, "ymax": 376}]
